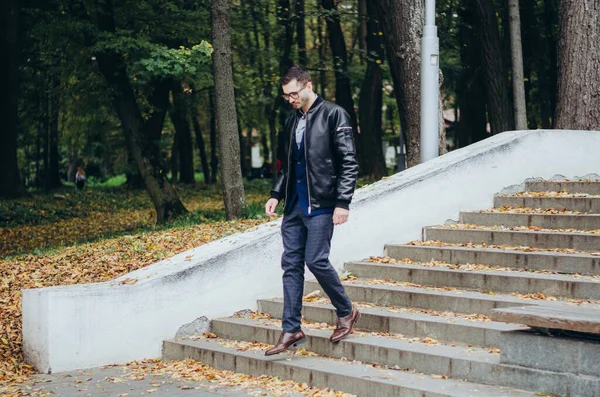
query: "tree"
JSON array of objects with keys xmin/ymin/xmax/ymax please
[
  {"xmin": 295, "ymin": 0, "xmax": 308, "ymax": 67},
  {"xmin": 472, "ymin": 0, "xmax": 513, "ymax": 134},
  {"xmin": 272, "ymin": 0, "xmax": 295, "ymax": 176},
  {"xmin": 456, "ymin": 0, "xmax": 488, "ymax": 147},
  {"xmin": 190, "ymin": 91, "xmax": 211, "ymax": 184},
  {"xmin": 377, "ymin": 0, "xmax": 423, "ymax": 167},
  {"xmin": 0, "ymin": 0, "xmax": 23, "ymax": 198},
  {"xmin": 555, "ymin": 0, "xmax": 600, "ymax": 130},
  {"xmin": 321, "ymin": 0, "xmax": 359, "ymax": 135},
  {"xmin": 316, "ymin": 2, "xmax": 328, "ymax": 97},
  {"xmin": 211, "ymin": 0, "xmax": 246, "ymax": 219},
  {"xmin": 507, "ymin": 0, "xmax": 527, "ymax": 130},
  {"xmin": 46, "ymin": 73, "xmax": 62, "ymax": 189},
  {"xmin": 209, "ymin": 91, "xmax": 218, "ymax": 184},
  {"xmin": 92, "ymin": 0, "xmax": 188, "ymax": 223},
  {"xmin": 357, "ymin": 0, "xmax": 387, "ymax": 179},
  {"xmin": 170, "ymin": 83, "xmax": 196, "ymax": 184}
]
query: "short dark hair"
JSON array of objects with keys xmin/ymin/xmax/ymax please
[{"xmin": 281, "ymin": 66, "xmax": 311, "ymax": 86}]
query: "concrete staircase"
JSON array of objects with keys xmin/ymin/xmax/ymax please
[{"xmin": 164, "ymin": 180, "xmax": 600, "ymax": 397}]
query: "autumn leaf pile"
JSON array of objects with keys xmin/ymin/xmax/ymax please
[
  {"xmin": 439, "ymin": 222, "xmax": 600, "ymax": 234},
  {"xmin": 507, "ymin": 191, "xmax": 600, "ymax": 198},
  {"xmin": 0, "ymin": 181, "xmax": 274, "ymax": 391},
  {"xmin": 113, "ymin": 358, "xmax": 354, "ymax": 397},
  {"xmin": 367, "ymin": 256, "xmax": 600, "ymax": 286},
  {"xmin": 408, "ymin": 239, "xmax": 600, "ymax": 256},
  {"xmin": 481, "ymin": 205, "xmax": 584, "ymax": 214}
]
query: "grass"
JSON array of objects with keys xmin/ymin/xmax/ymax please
[{"xmin": 0, "ymin": 177, "xmax": 277, "ymax": 258}]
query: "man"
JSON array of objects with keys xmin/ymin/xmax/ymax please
[{"xmin": 264, "ymin": 66, "xmax": 359, "ymax": 356}]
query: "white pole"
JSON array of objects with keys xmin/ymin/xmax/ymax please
[{"xmin": 420, "ymin": 0, "xmax": 439, "ymax": 163}]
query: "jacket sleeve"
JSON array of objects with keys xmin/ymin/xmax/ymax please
[
  {"xmin": 331, "ymin": 107, "xmax": 359, "ymax": 209},
  {"xmin": 270, "ymin": 114, "xmax": 293, "ymax": 201},
  {"xmin": 270, "ymin": 169, "xmax": 286, "ymax": 201}
]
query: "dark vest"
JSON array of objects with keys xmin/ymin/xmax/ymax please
[{"xmin": 288, "ymin": 135, "xmax": 333, "ymax": 216}]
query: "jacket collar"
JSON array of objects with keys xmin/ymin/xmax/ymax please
[{"xmin": 298, "ymin": 94, "xmax": 324, "ymax": 118}]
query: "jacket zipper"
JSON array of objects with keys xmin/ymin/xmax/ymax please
[{"xmin": 304, "ymin": 113, "xmax": 312, "ymax": 214}]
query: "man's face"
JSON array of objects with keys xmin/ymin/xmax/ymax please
[{"xmin": 282, "ymin": 79, "xmax": 312, "ymax": 109}]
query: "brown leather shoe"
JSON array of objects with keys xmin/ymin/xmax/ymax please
[
  {"xmin": 264, "ymin": 330, "xmax": 306, "ymax": 356},
  {"xmin": 330, "ymin": 307, "xmax": 360, "ymax": 343}
]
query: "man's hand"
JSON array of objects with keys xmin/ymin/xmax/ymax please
[
  {"xmin": 333, "ymin": 207, "xmax": 350, "ymax": 225},
  {"xmin": 265, "ymin": 198, "xmax": 279, "ymax": 217}
]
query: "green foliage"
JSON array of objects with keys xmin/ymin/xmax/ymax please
[{"xmin": 138, "ymin": 42, "xmax": 213, "ymax": 80}]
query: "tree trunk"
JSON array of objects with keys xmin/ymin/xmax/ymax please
[
  {"xmin": 41, "ymin": 78, "xmax": 50, "ymax": 190},
  {"xmin": 519, "ymin": 0, "xmax": 539, "ymax": 128},
  {"xmin": 125, "ymin": 156, "xmax": 145, "ymax": 189},
  {"xmin": 171, "ymin": 130, "xmax": 179, "ymax": 183},
  {"xmin": 268, "ymin": 98, "xmax": 279, "ymax": 177},
  {"xmin": 170, "ymin": 83, "xmax": 196, "ymax": 184},
  {"xmin": 527, "ymin": 0, "xmax": 551, "ymax": 129},
  {"xmin": 237, "ymin": 117, "xmax": 249, "ymax": 178},
  {"xmin": 192, "ymin": 114, "xmax": 211, "ymax": 184},
  {"xmin": 36, "ymin": 116, "xmax": 42, "ymax": 187},
  {"xmin": 358, "ymin": 0, "xmax": 368, "ymax": 55},
  {"xmin": 256, "ymin": 0, "xmax": 273, "ymax": 167},
  {"xmin": 555, "ymin": 0, "xmax": 600, "ymax": 130},
  {"xmin": 94, "ymin": 0, "xmax": 186, "ymax": 223},
  {"xmin": 317, "ymin": 5, "xmax": 327, "ymax": 97},
  {"xmin": 261, "ymin": 132, "xmax": 269, "ymax": 163},
  {"xmin": 209, "ymin": 91, "xmax": 218, "ymax": 183},
  {"xmin": 190, "ymin": 95, "xmax": 211, "ymax": 184},
  {"xmin": 271, "ymin": 0, "xmax": 295, "ymax": 177},
  {"xmin": 295, "ymin": 0, "xmax": 307, "ymax": 67},
  {"xmin": 508, "ymin": 0, "xmax": 527, "ymax": 130},
  {"xmin": 47, "ymin": 74, "xmax": 62, "ymax": 189},
  {"xmin": 278, "ymin": 0, "xmax": 294, "ymax": 76},
  {"xmin": 473, "ymin": 0, "xmax": 513, "ymax": 134},
  {"xmin": 246, "ymin": 123, "xmax": 253, "ymax": 173},
  {"xmin": 357, "ymin": 0, "xmax": 387, "ymax": 179},
  {"xmin": 543, "ymin": 0, "xmax": 558, "ymax": 126},
  {"xmin": 377, "ymin": 0, "xmax": 423, "ymax": 167},
  {"xmin": 457, "ymin": 0, "xmax": 488, "ymax": 147},
  {"xmin": 321, "ymin": 0, "xmax": 359, "ymax": 136},
  {"xmin": 211, "ymin": 0, "xmax": 246, "ymax": 219},
  {"xmin": 0, "ymin": 0, "xmax": 23, "ymax": 198}
]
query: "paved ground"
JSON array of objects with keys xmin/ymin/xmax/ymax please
[{"xmin": 13, "ymin": 365, "xmax": 286, "ymax": 397}]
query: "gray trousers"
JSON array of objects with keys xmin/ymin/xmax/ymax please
[{"xmin": 280, "ymin": 203, "xmax": 353, "ymax": 332}]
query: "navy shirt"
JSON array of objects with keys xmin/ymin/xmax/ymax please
[{"xmin": 288, "ymin": 134, "xmax": 334, "ymax": 217}]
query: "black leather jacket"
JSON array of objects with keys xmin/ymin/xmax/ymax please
[{"xmin": 270, "ymin": 96, "xmax": 359, "ymax": 213}]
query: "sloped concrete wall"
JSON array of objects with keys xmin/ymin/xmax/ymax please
[{"xmin": 22, "ymin": 129, "xmax": 600, "ymax": 373}]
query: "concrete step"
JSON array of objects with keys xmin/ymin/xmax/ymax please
[
  {"xmin": 423, "ymin": 226, "xmax": 600, "ymax": 252},
  {"xmin": 163, "ymin": 337, "xmax": 539, "ymax": 397},
  {"xmin": 344, "ymin": 261, "xmax": 600, "ymax": 300},
  {"xmin": 526, "ymin": 181, "xmax": 600, "ymax": 195},
  {"xmin": 304, "ymin": 279, "xmax": 540, "ymax": 316},
  {"xmin": 384, "ymin": 244, "xmax": 600, "ymax": 276},
  {"xmin": 460, "ymin": 211, "xmax": 600, "ymax": 230},
  {"xmin": 257, "ymin": 298, "xmax": 525, "ymax": 348},
  {"xmin": 494, "ymin": 195, "xmax": 600, "ymax": 213},
  {"xmin": 210, "ymin": 316, "xmax": 578, "ymax": 396}
]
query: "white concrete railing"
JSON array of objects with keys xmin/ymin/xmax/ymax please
[{"xmin": 22, "ymin": 129, "xmax": 600, "ymax": 373}]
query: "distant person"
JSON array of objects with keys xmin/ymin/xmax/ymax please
[{"xmin": 75, "ymin": 167, "xmax": 86, "ymax": 190}]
